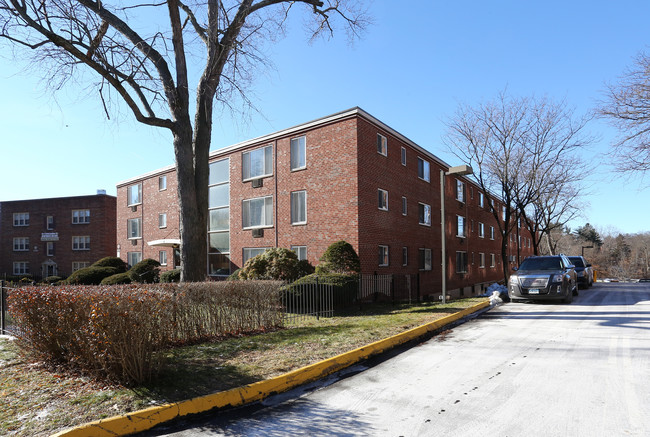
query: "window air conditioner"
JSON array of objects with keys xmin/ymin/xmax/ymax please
[
  {"xmin": 131, "ymin": 205, "xmax": 138, "ymax": 212},
  {"xmin": 252, "ymin": 178, "xmax": 263, "ymax": 188},
  {"xmin": 131, "ymin": 239, "xmax": 138, "ymax": 246},
  {"xmin": 252, "ymin": 228, "xmax": 264, "ymax": 238}
]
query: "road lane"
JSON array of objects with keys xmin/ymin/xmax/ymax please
[{"xmin": 145, "ymin": 282, "xmax": 650, "ymax": 436}]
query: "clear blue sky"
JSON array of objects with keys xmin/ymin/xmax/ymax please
[{"xmin": 1, "ymin": 0, "xmax": 649, "ymax": 235}]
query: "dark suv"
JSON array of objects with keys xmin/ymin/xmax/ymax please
[
  {"xmin": 568, "ymin": 256, "xmax": 594, "ymax": 288},
  {"xmin": 508, "ymin": 254, "xmax": 578, "ymax": 303}
]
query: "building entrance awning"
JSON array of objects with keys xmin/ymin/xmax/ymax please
[{"xmin": 147, "ymin": 239, "xmax": 181, "ymax": 248}]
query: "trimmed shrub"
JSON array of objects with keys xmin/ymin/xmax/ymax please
[
  {"xmin": 128, "ymin": 258, "xmax": 161, "ymax": 283},
  {"xmin": 100, "ymin": 273, "xmax": 132, "ymax": 285},
  {"xmin": 160, "ymin": 269, "xmax": 181, "ymax": 283},
  {"xmin": 316, "ymin": 240, "xmax": 360, "ymax": 274},
  {"xmin": 66, "ymin": 266, "xmax": 120, "ymax": 285},
  {"xmin": 92, "ymin": 256, "xmax": 128, "ymax": 272},
  {"xmin": 238, "ymin": 248, "xmax": 314, "ymax": 282}
]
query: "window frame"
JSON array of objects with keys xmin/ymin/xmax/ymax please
[
  {"xmin": 127, "ymin": 183, "xmax": 142, "ymax": 206},
  {"xmin": 417, "ymin": 157, "xmax": 430, "ymax": 182},
  {"xmin": 13, "ymin": 261, "xmax": 29, "ymax": 275},
  {"xmin": 478, "ymin": 222, "xmax": 485, "ymax": 238},
  {"xmin": 242, "ymin": 196, "xmax": 273, "ymax": 229},
  {"xmin": 419, "ymin": 248, "xmax": 432, "ymax": 271},
  {"xmin": 243, "ymin": 247, "xmax": 269, "ymax": 264},
  {"xmin": 127, "ymin": 252, "xmax": 142, "ymax": 268},
  {"xmin": 478, "ymin": 192, "xmax": 484, "ymax": 208},
  {"xmin": 490, "ymin": 226, "xmax": 495, "ymax": 240},
  {"xmin": 127, "ymin": 218, "xmax": 142, "ymax": 239},
  {"xmin": 72, "ymin": 209, "xmax": 90, "ymax": 224},
  {"xmin": 479, "ymin": 252, "xmax": 486, "ymax": 268},
  {"xmin": 490, "ymin": 253, "xmax": 496, "ymax": 268},
  {"xmin": 13, "ymin": 212, "xmax": 29, "ymax": 226},
  {"xmin": 290, "ymin": 190, "xmax": 307, "ymax": 225},
  {"xmin": 377, "ymin": 133, "xmax": 387, "ymax": 156},
  {"xmin": 401, "ymin": 147, "xmax": 406, "ymax": 166},
  {"xmin": 455, "ymin": 179, "xmax": 465, "ymax": 202},
  {"xmin": 159, "ymin": 250, "xmax": 168, "ymax": 266},
  {"xmin": 456, "ymin": 251, "xmax": 468, "ymax": 273},
  {"xmin": 159, "ymin": 175, "xmax": 167, "ymax": 191},
  {"xmin": 13, "ymin": 237, "xmax": 29, "ymax": 252},
  {"xmin": 419, "ymin": 202, "xmax": 432, "ymax": 226},
  {"xmin": 378, "ymin": 245, "xmax": 389, "ymax": 267},
  {"xmin": 291, "ymin": 245, "xmax": 308, "ymax": 261},
  {"xmin": 159, "ymin": 213, "xmax": 167, "ymax": 229},
  {"xmin": 378, "ymin": 188, "xmax": 389, "ymax": 211},
  {"xmin": 402, "ymin": 246, "xmax": 408, "ymax": 266},
  {"xmin": 242, "ymin": 144, "xmax": 273, "ymax": 181},
  {"xmin": 456, "ymin": 215, "xmax": 466, "ymax": 238},
  {"xmin": 402, "ymin": 196, "xmax": 407, "ymax": 216},
  {"xmin": 290, "ymin": 136, "xmax": 307, "ymax": 171},
  {"xmin": 72, "ymin": 236, "xmax": 90, "ymax": 251}
]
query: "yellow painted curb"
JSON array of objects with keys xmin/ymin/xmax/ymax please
[{"xmin": 51, "ymin": 299, "xmax": 491, "ymax": 437}]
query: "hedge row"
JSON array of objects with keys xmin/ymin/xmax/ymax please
[{"xmin": 8, "ymin": 281, "xmax": 284, "ymax": 384}]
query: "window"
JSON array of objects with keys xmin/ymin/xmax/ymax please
[
  {"xmin": 402, "ymin": 247, "xmax": 408, "ymax": 266},
  {"xmin": 46, "ymin": 215, "xmax": 55, "ymax": 230},
  {"xmin": 292, "ymin": 246, "xmax": 307, "ymax": 261},
  {"xmin": 502, "ymin": 205, "xmax": 507, "ymax": 221},
  {"xmin": 291, "ymin": 191, "xmax": 307, "ymax": 225},
  {"xmin": 159, "ymin": 175, "xmax": 167, "ymax": 191},
  {"xmin": 13, "ymin": 212, "xmax": 29, "ymax": 226},
  {"xmin": 490, "ymin": 198, "xmax": 495, "ymax": 211},
  {"xmin": 290, "ymin": 136, "xmax": 306, "ymax": 171},
  {"xmin": 128, "ymin": 218, "xmax": 142, "ymax": 239},
  {"xmin": 490, "ymin": 253, "xmax": 496, "ymax": 267},
  {"xmin": 419, "ymin": 203, "xmax": 431, "ymax": 226},
  {"xmin": 455, "ymin": 180, "xmax": 465, "ymax": 202},
  {"xmin": 479, "ymin": 253, "xmax": 486, "ymax": 268},
  {"xmin": 209, "ymin": 158, "xmax": 231, "ymax": 276},
  {"xmin": 242, "ymin": 196, "xmax": 273, "ymax": 228},
  {"xmin": 378, "ymin": 245, "xmax": 389, "ymax": 266},
  {"xmin": 401, "ymin": 147, "xmax": 406, "ymax": 166},
  {"xmin": 127, "ymin": 184, "xmax": 142, "ymax": 206},
  {"xmin": 13, "ymin": 262, "xmax": 29, "ymax": 275},
  {"xmin": 159, "ymin": 250, "xmax": 168, "ymax": 266},
  {"xmin": 456, "ymin": 251, "xmax": 468, "ymax": 273},
  {"xmin": 378, "ymin": 189, "xmax": 389, "ymax": 211},
  {"xmin": 46, "ymin": 242, "xmax": 55, "ymax": 257},
  {"xmin": 417, "ymin": 157, "xmax": 430, "ymax": 182},
  {"xmin": 478, "ymin": 222, "xmax": 485, "ymax": 238},
  {"xmin": 456, "ymin": 216, "xmax": 466, "ymax": 237},
  {"xmin": 72, "ymin": 209, "xmax": 90, "ymax": 224},
  {"xmin": 377, "ymin": 133, "xmax": 387, "ymax": 156},
  {"xmin": 72, "ymin": 236, "xmax": 90, "ymax": 250},
  {"xmin": 242, "ymin": 145, "xmax": 273, "ymax": 181},
  {"xmin": 72, "ymin": 262, "xmax": 89, "ymax": 272},
  {"xmin": 159, "ymin": 213, "xmax": 167, "ymax": 228},
  {"xmin": 402, "ymin": 197, "xmax": 407, "ymax": 216},
  {"xmin": 490, "ymin": 226, "xmax": 495, "ymax": 240},
  {"xmin": 243, "ymin": 247, "xmax": 269, "ymax": 264},
  {"xmin": 128, "ymin": 252, "xmax": 142, "ymax": 267},
  {"xmin": 419, "ymin": 248, "xmax": 432, "ymax": 271},
  {"xmin": 13, "ymin": 237, "xmax": 29, "ymax": 251},
  {"xmin": 479, "ymin": 192, "xmax": 484, "ymax": 208}
]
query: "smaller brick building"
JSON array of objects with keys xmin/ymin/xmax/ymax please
[{"xmin": 0, "ymin": 193, "xmax": 117, "ymax": 280}]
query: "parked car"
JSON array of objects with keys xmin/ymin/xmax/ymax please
[
  {"xmin": 508, "ymin": 254, "xmax": 578, "ymax": 303},
  {"xmin": 568, "ymin": 256, "xmax": 594, "ymax": 288}
]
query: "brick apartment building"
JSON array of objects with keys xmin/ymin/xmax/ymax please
[
  {"xmin": 116, "ymin": 107, "xmax": 534, "ymax": 297},
  {"xmin": 0, "ymin": 193, "xmax": 117, "ymax": 280}
]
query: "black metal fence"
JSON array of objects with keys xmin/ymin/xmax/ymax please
[{"xmin": 281, "ymin": 274, "xmax": 420, "ymax": 322}]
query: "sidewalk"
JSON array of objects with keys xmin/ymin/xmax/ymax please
[{"xmin": 52, "ymin": 300, "xmax": 492, "ymax": 437}]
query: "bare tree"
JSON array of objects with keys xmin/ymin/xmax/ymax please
[
  {"xmin": 599, "ymin": 51, "xmax": 650, "ymax": 179},
  {"xmin": 445, "ymin": 92, "xmax": 591, "ymax": 279},
  {"xmin": 0, "ymin": 0, "xmax": 368, "ymax": 281}
]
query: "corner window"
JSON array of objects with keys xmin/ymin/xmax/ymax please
[
  {"xmin": 72, "ymin": 236, "xmax": 90, "ymax": 251},
  {"xmin": 401, "ymin": 147, "xmax": 406, "ymax": 166},
  {"xmin": 127, "ymin": 218, "xmax": 142, "ymax": 239},
  {"xmin": 291, "ymin": 191, "xmax": 307, "ymax": 225},
  {"xmin": 13, "ymin": 212, "xmax": 29, "ymax": 226},
  {"xmin": 419, "ymin": 203, "xmax": 431, "ymax": 226},
  {"xmin": 456, "ymin": 216, "xmax": 466, "ymax": 237},
  {"xmin": 419, "ymin": 248, "xmax": 432, "ymax": 271},
  {"xmin": 377, "ymin": 134, "xmax": 387, "ymax": 156},
  {"xmin": 242, "ymin": 196, "xmax": 273, "ymax": 229},
  {"xmin": 378, "ymin": 245, "xmax": 389, "ymax": 266},
  {"xmin": 290, "ymin": 136, "xmax": 306, "ymax": 171},
  {"xmin": 378, "ymin": 189, "xmax": 389, "ymax": 211},
  {"xmin": 242, "ymin": 145, "xmax": 273, "ymax": 181},
  {"xmin": 159, "ymin": 175, "xmax": 167, "ymax": 191},
  {"xmin": 455, "ymin": 180, "xmax": 465, "ymax": 202},
  {"xmin": 72, "ymin": 209, "xmax": 90, "ymax": 224},
  {"xmin": 456, "ymin": 251, "xmax": 468, "ymax": 273},
  {"xmin": 417, "ymin": 158, "xmax": 430, "ymax": 182},
  {"xmin": 127, "ymin": 184, "xmax": 142, "ymax": 206}
]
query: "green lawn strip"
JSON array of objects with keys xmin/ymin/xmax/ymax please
[{"xmin": 0, "ymin": 298, "xmax": 485, "ymax": 436}]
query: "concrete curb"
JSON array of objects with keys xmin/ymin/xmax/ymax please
[{"xmin": 51, "ymin": 300, "xmax": 491, "ymax": 437}]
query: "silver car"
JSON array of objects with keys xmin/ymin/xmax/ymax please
[{"xmin": 508, "ymin": 254, "xmax": 578, "ymax": 303}]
